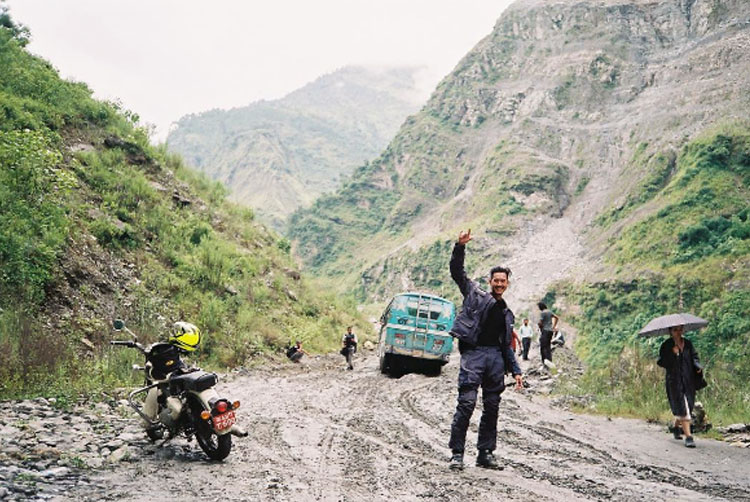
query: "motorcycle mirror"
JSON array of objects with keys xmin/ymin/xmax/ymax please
[{"xmin": 113, "ymin": 319, "xmax": 125, "ymax": 330}]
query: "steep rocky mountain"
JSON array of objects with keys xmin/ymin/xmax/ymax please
[
  {"xmin": 167, "ymin": 66, "xmax": 425, "ymax": 228},
  {"xmin": 289, "ymin": 0, "xmax": 750, "ymax": 310},
  {"xmin": 289, "ymin": 0, "xmax": 750, "ymax": 421}
]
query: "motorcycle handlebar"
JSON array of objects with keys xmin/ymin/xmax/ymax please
[{"xmin": 111, "ymin": 340, "xmax": 147, "ymax": 355}]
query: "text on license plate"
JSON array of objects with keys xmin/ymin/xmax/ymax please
[{"xmin": 212, "ymin": 410, "xmax": 236, "ymax": 431}]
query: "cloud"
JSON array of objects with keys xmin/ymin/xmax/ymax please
[{"xmin": 7, "ymin": 0, "xmax": 512, "ymax": 140}]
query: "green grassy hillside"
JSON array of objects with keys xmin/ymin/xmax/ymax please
[
  {"xmin": 0, "ymin": 14, "xmax": 366, "ymax": 400},
  {"xmin": 556, "ymin": 125, "xmax": 750, "ymax": 424}
]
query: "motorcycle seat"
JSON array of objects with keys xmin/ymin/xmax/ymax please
[{"xmin": 169, "ymin": 370, "xmax": 218, "ymax": 394}]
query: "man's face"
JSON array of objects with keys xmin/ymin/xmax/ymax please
[
  {"xmin": 489, "ymin": 272, "xmax": 509, "ymax": 297},
  {"xmin": 524, "ymin": 319, "xmax": 529, "ymax": 325}
]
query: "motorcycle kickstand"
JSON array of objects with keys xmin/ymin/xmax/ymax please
[{"xmin": 157, "ymin": 432, "xmax": 176, "ymax": 448}]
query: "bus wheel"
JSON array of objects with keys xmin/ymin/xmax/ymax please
[
  {"xmin": 421, "ymin": 360, "xmax": 441, "ymax": 376},
  {"xmin": 379, "ymin": 352, "xmax": 391, "ymax": 374}
]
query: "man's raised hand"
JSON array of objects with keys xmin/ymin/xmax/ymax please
[{"xmin": 457, "ymin": 229, "xmax": 472, "ymax": 245}]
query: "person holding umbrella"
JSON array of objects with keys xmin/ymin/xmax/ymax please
[{"xmin": 640, "ymin": 313, "xmax": 706, "ymax": 448}]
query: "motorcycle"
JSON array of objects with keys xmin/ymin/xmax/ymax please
[{"xmin": 110, "ymin": 319, "xmax": 247, "ymax": 461}]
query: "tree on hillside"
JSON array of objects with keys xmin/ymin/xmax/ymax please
[{"xmin": 0, "ymin": 4, "xmax": 30, "ymax": 46}]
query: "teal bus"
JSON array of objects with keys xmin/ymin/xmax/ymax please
[{"xmin": 377, "ymin": 292, "xmax": 456, "ymax": 375}]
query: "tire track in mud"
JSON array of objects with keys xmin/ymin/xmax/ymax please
[
  {"xmin": 523, "ymin": 423, "xmax": 750, "ymax": 501},
  {"xmin": 498, "ymin": 402, "xmax": 750, "ymax": 501},
  {"xmin": 49, "ymin": 354, "xmax": 750, "ymax": 502},
  {"xmin": 310, "ymin": 429, "xmax": 338, "ymax": 500},
  {"xmin": 391, "ymin": 384, "xmax": 622, "ymax": 500},
  {"xmin": 396, "ymin": 384, "xmax": 446, "ymax": 430},
  {"xmin": 368, "ymin": 358, "xmax": 750, "ymax": 502}
]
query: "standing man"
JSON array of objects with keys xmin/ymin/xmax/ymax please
[
  {"xmin": 518, "ymin": 318, "xmax": 534, "ymax": 361},
  {"xmin": 341, "ymin": 326, "xmax": 358, "ymax": 370},
  {"xmin": 448, "ymin": 229, "xmax": 523, "ymax": 471},
  {"xmin": 537, "ymin": 302, "xmax": 559, "ymax": 369}
]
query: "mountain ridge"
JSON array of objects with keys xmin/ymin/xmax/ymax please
[
  {"xmin": 167, "ymin": 65, "xmax": 426, "ymax": 228},
  {"xmin": 288, "ymin": 0, "xmax": 750, "ymax": 309},
  {"xmin": 286, "ymin": 0, "xmax": 750, "ymax": 423}
]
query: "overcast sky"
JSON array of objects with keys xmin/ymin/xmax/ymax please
[{"xmin": 6, "ymin": 0, "xmax": 514, "ymax": 140}]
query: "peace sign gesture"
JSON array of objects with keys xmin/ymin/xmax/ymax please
[{"xmin": 457, "ymin": 229, "xmax": 472, "ymax": 245}]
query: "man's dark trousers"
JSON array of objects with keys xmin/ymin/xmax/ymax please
[
  {"xmin": 521, "ymin": 338, "xmax": 531, "ymax": 360},
  {"xmin": 449, "ymin": 346, "xmax": 505, "ymax": 453},
  {"xmin": 540, "ymin": 329, "xmax": 553, "ymax": 362}
]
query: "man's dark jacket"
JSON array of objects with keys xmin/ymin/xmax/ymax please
[{"xmin": 449, "ymin": 243, "xmax": 522, "ymax": 376}]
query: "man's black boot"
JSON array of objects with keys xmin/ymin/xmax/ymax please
[
  {"xmin": 476, "ymin": 449, "xmax": 503, "ymax": 470},
  {"xmin": 449, "ymin": 451, "xmax": 464, "ymax": 470}
]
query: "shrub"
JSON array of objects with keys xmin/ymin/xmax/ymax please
[{"xmin": 0, "ymin": 129, "xmax": 69, "ymax": 305}]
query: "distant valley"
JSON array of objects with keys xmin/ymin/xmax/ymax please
[{"xmin": 167, "ymin": 66, "xmax": 426, "ymax": 228}]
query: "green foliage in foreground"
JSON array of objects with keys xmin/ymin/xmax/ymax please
[
  {"xmin": 558, "ymin": 125, "xmax": 750, "ymax": 425},
  {"xmin": 0, "ymin": 15, "xmax": 368, "ymax": 400},
  {"xmin": 557, "ymin": 346, "xmax": 749, "ymax": 426}
]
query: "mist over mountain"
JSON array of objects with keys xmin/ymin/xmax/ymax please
[{"xmin": 167, "ymin": 66, "xmax": 426, "ymax": 228}]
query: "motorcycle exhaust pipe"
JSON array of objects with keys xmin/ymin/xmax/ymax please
[{"xmin": 229, "ymin": 425, "xmax": 248, "ymax": 437}]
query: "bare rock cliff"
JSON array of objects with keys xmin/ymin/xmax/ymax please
[{"xmin": 289, "ymin": 0, "xmax": 750, "ymax": 309}]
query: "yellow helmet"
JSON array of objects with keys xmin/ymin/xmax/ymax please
[{"xmin": 170, "ymin": 321, "xmax": 201, "ymax": 352}]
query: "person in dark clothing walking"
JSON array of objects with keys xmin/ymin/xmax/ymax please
[
  {"xmin": 657, "ymin": 325, "xmax": 703, "ymax": 448},
  {"xmin": 537, "ymin": 302, "xmax": 559, "ymax": 368},
  {"xmin": 447, "ymin": 229, "xmax": 523, "ymax": 471},
  {"xmin": 341, "ymin": 326, "xmax": 358, "ymax": 370}
]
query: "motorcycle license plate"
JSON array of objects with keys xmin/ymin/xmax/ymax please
[{"xmin": 212, "ymin": 410, "xmax": 236, "ymax": 431}]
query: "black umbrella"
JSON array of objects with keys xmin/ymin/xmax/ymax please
[{"xmin": 638, "ymin": 313, "xmax": 708, "ymax": 337}]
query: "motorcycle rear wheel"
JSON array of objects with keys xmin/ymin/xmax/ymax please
[
  {"xmin": 195, "ymin": 421, "xmax": 232, "ymax": 461},
  {"xmin": 189, "ymin": 397, "xmax": 232, "ymax": 461}
]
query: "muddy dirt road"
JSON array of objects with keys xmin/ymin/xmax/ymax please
[{"xmin": 17, "ymin": 349, "xmax": 740, "ymax": 502}]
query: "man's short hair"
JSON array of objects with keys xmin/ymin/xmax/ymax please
[
  {"xmin": 538, "ymin": 302, "xmax": 547, "ymax": 310},
  {"xmin": 489, "ymin": 266, "xmax": 511, "ymax": 279}
]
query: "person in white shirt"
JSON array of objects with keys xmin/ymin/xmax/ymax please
[{"xmin": 518, "ymin": 318, "xmax": 534, "ymax": 361}]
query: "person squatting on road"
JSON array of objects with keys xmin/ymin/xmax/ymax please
[
  {"xmin": 286, "ymin": 340, "xmax": 307, "ymax": 363},
  {"xmin": 447, "ymin": 229, "xmax": 523, "ymax": 471},
  {"xmin": 657, "ymin": 325, "xmax": 703, "ymax": 448},
  {"xmin": 537, "ymin": 302, "xmax": 559, "ymax": 369}
]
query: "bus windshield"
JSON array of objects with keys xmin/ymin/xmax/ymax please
[{"xmin": 391, "ymin": 295, "xmax": 452, "ymax": 323}]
